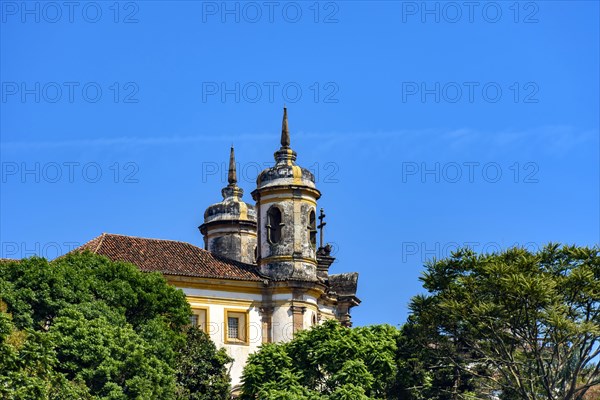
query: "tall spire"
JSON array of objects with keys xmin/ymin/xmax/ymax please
[
  {"xmin": 274, "ymin": 107, "xmax": 297, "ymax": 165},
  {"xmin": 221, "ymin": 146, "xmax": 243, "ymax": 199},
  {"xmin": 281, "ymin": 107, "xmax": 290, "ymax": 148},
  {"xmin": 228, "ymin": 146, "xmax": 237, "ymax": 185}
]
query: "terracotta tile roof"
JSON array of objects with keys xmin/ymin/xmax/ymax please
[{"xmin": 74, "ymin": 233, "xmax": 264, "ymax": 282}]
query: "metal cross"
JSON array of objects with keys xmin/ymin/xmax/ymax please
[{"xmin": 317, "ymin": 208, "xmax": 326, "ymax": 248}]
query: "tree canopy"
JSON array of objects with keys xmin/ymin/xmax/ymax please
[
  {"xmin": 407, "ymin": 244, "xmax": 600, "ymax": 400},
  {"xmin": 3, "ymin": 244, "xmax": 598, "ymax": 400},
  {"xmin": 0, "ymin": 252, "xmax": 232, "ymax": 400},
  {"xmin": 241, "ymin": 244, "xmax": 599, "ymax": 400},
  {"xmin": 241, "ymin": 319, "xmax": 400, "ymax": 400}
]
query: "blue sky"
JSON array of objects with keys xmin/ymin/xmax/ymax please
[{"xmin": 1, "ymin": 1, "xmax": 598, "ymax": 327}]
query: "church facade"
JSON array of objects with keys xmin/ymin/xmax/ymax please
[{"xmin": 74, "ymin": 108, "xmax": 360, "ymax": 389}]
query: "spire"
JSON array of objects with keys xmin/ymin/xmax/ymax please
[
  {"xmin": 274, "ymin": 107, "xmax": 297, "ymax": 165},
  {"xmin": 228, "ymin": 146, "xmax": 237, "ymax": 185},
  {"xmin": 221, "ymin": 146, "xmax": 243, "ymax": 199},
  {"xmin": 281, "ymin": 107, "xmax": 290, "ymax": 148}
]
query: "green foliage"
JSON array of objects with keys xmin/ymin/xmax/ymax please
[
  {"xmin": 175, "ymin": 326, "xmax": 233, "ymax": 400},
  {"xmin": 394, "ymin": 303, "xmax": 487, "ymax": 400},
  {"xmin": 49, "ymin": 305, "xmax": 176, "ymax": 399},
  {"xmin": 240, "ymin": 320, "xmax": 400, "ymax": 399},
  {"xmin": 0, "ymin": 252, "xmax": 231, "ymax": 399},
  {"xmin": 5, "ymin": 244, "xmax": 596, "ymax": 400},
  {"xmin": 0, "ymin": 312, "xmax": 92, "ymax": 399},
  {"xmin": 0, "ymin": 253, "xmax": 190, "ymax": 332},
  {"xmin": 407, "ymin": 244, "xmax": 600, "ymax": 400}
]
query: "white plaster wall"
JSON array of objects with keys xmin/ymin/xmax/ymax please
[
  {"xmin": 184, "ymin": 287, "xmax": 262, "ymax": 302},
  {"xmin": 183, "ymin": 289, "xmax": 263, "ymax": 388},
  {"xmin": 317, "ymin": 302, "xmax": 337, "ymax": 322},
  {"xmin": 304, "ymin": 305, "xmax": 318, "ymax": 328},
  {"xmin": 222, "ymin": 305, "xmax": 263, "ymax": 388},
  {"xmin": 180, "ymin": 288, "xmax": 332, "ymax": 387},
  {"xmin": 318, "ymin": 303, "xmax": 336, "ymax": 315},
  {"xmin": 271, "ymin": 293, "xmax": 316, "ymax": 303},
  {"xmin": 271, "ymin": 304, "xmax": 295, "ymax": 343}
]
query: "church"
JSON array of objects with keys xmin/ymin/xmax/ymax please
[{"xmin": 73, "ymin": 108, "xmax": 360, "ymax": 390}]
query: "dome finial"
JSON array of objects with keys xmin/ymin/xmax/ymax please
[
  {"xmin": 274, "ymin": 107, "xmax": 297, "ymax": 165},
  {"xmin": 221, "ymin": 146, "xmax": 243, "ymax": 199},
  {"xmin": 228, "ymin": 145, "xmax": 237, "ymax": 185},
  {"xmin": 281, "ymin": 106, "xmax": 290, "ymax": 148}
]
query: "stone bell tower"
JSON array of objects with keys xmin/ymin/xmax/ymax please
[
  {"xmin": 200, "ymin": 147, "xmax": 257, "ymax": 264},
  {"xmin": 252, "ymin": 108, "xmax": 321, "ymax": 281}
]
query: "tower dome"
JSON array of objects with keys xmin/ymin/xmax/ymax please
[
  {"xmin": 200, "ymin": 147, "xmax": 257, "ymax": 264},
  {"xmin": 252, "ymin": 108, "xmax": 321, "ymax": 281},
  {"xmin": 256, "ymin": 107, "xmax": 317, "ymax": 191}
]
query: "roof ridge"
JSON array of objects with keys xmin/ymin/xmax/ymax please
[
  {"xmin": 94, "ymin": 233, "xmax": 106, "ymax": 253},
  {"xmin": 75, "ymin": 234, "xmax": 105, "ymax": 254},
  {"xmin": 100, "ymin": 233, "xmax": 202, "ymax": 247}
]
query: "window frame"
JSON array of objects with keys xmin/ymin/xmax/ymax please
[
  {"xmin": 308, "ymin": 209, "xmax": 317, "ymax": 248},
  {"xmin": 224, "ymin": 308, "xmax": 250, "ymax": 345},
  {"xmin": 190, "ymin": 307, "xmax": 209, "ymax": 334},
  {"xmin": 266, "ymin": 205, "xmax": 283, "ymax": 244}
]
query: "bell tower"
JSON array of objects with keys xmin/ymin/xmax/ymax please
[
  {"xmin": 251, "ymin": 108, "xmax": 321, "ymax": 281},
  {"xmin": 200, "ymin": 147, "xmax": 257, "ymax": 264}
]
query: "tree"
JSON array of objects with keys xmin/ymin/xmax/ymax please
[
  {"xmin": 0, "ymin": 311, "xmax": 92, "ymax": 399},
  {"xmin": 0, "ymin": 252, "xmax": 231, "ymax": 399},
  {"xmin": 175, "ymin": 326, "xmax": 232, "ymax": 400},
  {"xmin": 240, "ymin": 320, "xmax": 400, "ymax": 399},
  {"xmin": 48, "ymin": 303, "xmax": 177, "ymax": 399},
  {"xmin": 395, "ymin": 320, "xmax": 481, "ymax": 400},
  {"xmin": 408, "ymin": 244, "xmax": 600, "ymax": 400}
]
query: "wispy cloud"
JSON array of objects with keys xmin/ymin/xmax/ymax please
[
  {"xmin": 2, "ymin": 126, "xmax": 596, "ymax": 159},
  {"xmin": 0, "ymin": 133, "xmax": 274, "ymax": 150}
]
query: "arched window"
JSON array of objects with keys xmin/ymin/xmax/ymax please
[
  {"xmin": 308, "ymin": 209, "xmax": 317, "ymax": 248},
  {"xmin": 267, "ymin": 206, "xmax": 283, "ymax": 244}
]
